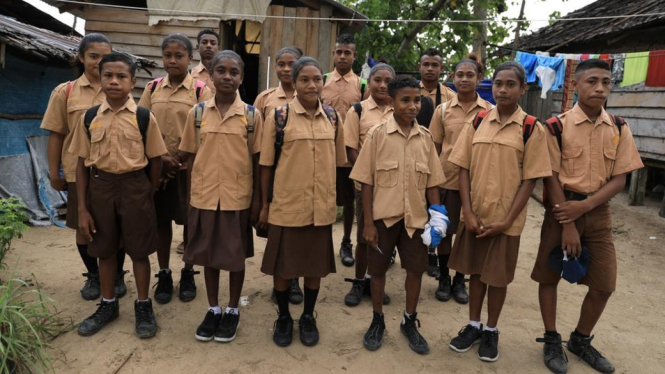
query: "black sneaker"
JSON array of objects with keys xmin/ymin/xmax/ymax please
[
  {"xmin": 451, "ymin": 277, "xmax": 469, "ymax": 304},
  {"xmin": 273, "ymin": 314, "xmax": 294, "ymax": 347},
  {"xmin": 114, "ymin": 270, "xmax": 129, "ymax": 298},
  {"xmin": 340, "ymin": 241, "xmax": 355, "ymax": 267},
  {"xmin": 390, "ymin": 249, "xmax": 397, "ymax": 266},
  {"xmin": 450, "ymin": 324, "xmax": 483, "ymax": 352},
  {"xmin": 435, "ymin": 275, "xmax": 452, "ymax": 302},
  {"xmin": 134, "ymin": 299, "xmax": 158, "ymax": 338},
  {"xmin": 536, "ymin": 333, "xmax": 568, "ymax": 374},
  {"xmin": 153, "ymin": 270, "xmax": 173, "ymax": 304},
  {"xmin": 299, "ymin": 313, "xmax": 319, "ymax": 347},
  {"xmin": 195, "ymin": 310, "xmax": 221, "ymax": 342},
  {"xmin": 288, "ymin": 278, "xmax": 303, "ymax": 305},
  {"xmin": 363, "ymin": 278, "xmax": 391, "ymax": 305},
  {"xmin": 77, "ymin": 299, "xmax": 119, "ymax": 336},
  {"xmin": 178, "ymin": 268, "xmax": 200, "ymax": 302},
  {"xmin": 363, "ymin": 311, "xmax": 385, "ymax": 351},
  {"xmin": 215, "ymin": 312, "xmax": 240, "ymax": 343},
  {"xmin": 427, "ymin": 253, "xmax": 440, "ymax": 277},
  {"xmin": 567, "ymin": 332, "xmax": 615, "ymax": 374},
  {"xmin": 80, "ymin": 272, "xmax": 101, "ymax": 301},
  {"xmin": 344, "ymin": 278, "xmax": 365, "ymax": 306},
  {"xmin": 400, "ymin": 312, "xmax": 429, "ymax": 355},
  {"xmin": 478, "ymin": 329, "xmax": 500, "ymax": 362}
]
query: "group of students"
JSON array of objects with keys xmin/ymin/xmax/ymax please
[{"xmin": 41, "ymin": 29, "xmax": 643, "ymax": 374}]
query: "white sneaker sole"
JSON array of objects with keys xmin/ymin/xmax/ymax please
[
  {"xmin": 449, "ymin": 338, "xmax": 480, "ymax": 353},
  {"xmin": 195, "ymin": 334, "xmax": 214, "ymax": 342},
  {"xmin": 214, "ymin": 322, "xmax": 239, "ymax": 343},
  {"xmin": 478, "ymin": 352, "xmax": 500, "ymax": 362}
]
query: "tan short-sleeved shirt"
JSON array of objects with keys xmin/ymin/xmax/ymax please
[
  {"xmin": 449, "ymin": 107, "xmax": 552, "ymax": 236},
  {"xmin": 138, "ymin": 74, "xmax": 213, "ymax": 162},
  {"xmin": 253, "ymin": 85, "xmax": 294, "ymax": 121},
  {"xmin": 350, "ymin": 117, "xmax": 445, "ymax": 237},
  {"xmin": 191, "ymin": 61, "xmax": 215, "ymax": 93},
  {"xmin": 344, "ymin": 96, "xmax": 394, "ymax": 152},
  {"xmin": 180, "ymin": 94, "xmax": 264, "ymax": 211},
  {"xmin": 321, "ymin": 69, "xmax": 363, "ymax": 124},
  {"xmin": 40, "ymin": 75, "xmax": 105, "ymax": 182},
  {"xmin": 68, "ymin": 98, "xmax": 167, "ymax": 174},
  {"xmin": 546, "ymin": 104, "xmax": 644, "ymax": 195},
  {"xmin": 259, "ymin": 99, "xmax": 347, "ymax": 227},
  {"xmin": 429, "ymin": 94, "xmax": 493, "ymax": 190},
  {"xmin": 419, "ymin": 81, "xmax": 456, "ymax": 106}
]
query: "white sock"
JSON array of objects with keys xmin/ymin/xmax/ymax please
[
  {"xmin": 160, "ymin": 268, "xmax": 171, "ymax": 274},
  {"xmin": 364, "ymin": 274, "xmax": 371, "ymax": 279},
  {"xmin": 137, "ymin": 298, "xmax": 149, "ymax": 303},
  {"xmin": 469, "ymin": 320, "xmax": 481, "ymax": 329},
  {"xmin": 209, "ymin": 305, "xmax": 222, "ymax": 315},
  {"xmin": 102, "ymin": 297, "xmax": 116, "ymax": 303},
  {"xmin": 225, "ymin": 306, "xmax": 239, "ymax": 315},
  {"xmin": 484, "ymin": 325, "xmax": 498, "ymax": 332}
]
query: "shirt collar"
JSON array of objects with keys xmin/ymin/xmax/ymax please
[
  {"xmin": 449, "ymin": 93, "xmax": 488, "ymax": 112},
  {"xmin": 386, "ymin": 115, "xmax": 421, "ymax": 138},
  {"xmin": 100, "ymin": 95, "xmax": 136, "ymax": 113},
  {"xmin": 419, "ymin": 81, "xmax": 441, "ymax": 93},
  {"xmin": 571, "ymin": 104, "xmax": 613, "ymax": 127},
  {"xmin": 486, "ymin": 106, "xmax": 525, "ymax": 129},
  {"xmin": 332, "ymin": 69, "xmax": 356, "ymax": 82},
  {"xmin": 275, "ymin": 84, "xmax": 287, "ymax": 99},
  {"xmin": 195, "ymin": 61, "xmax": 208, "ymax": 73},
  {"xmin": 205, "ymin": 93, "xmax": 245, "ymax": 116},
  {"xmin": 292, "ymin": 97, "xmax": 326, "ymax": 118},
  {"xmin": 162, "ymin": 74, "xmax": 194, "ymax": 89},
  {"xmin": 77, "ymin": 74, "xmax": 92, "ymax": 87}
]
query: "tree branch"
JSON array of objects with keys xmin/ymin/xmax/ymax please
[{"xmin": 396, "ymin": 0, "xmax": 448, "ymax": 56}]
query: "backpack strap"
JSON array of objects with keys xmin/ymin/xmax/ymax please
[
  {"xmin": 353, "ymin": 102, "xmax": 363, "ymax": 118},
  {"xmin": 83, "ymin": 105, "xmax": 102, "ymax": 138},
  {"xmin": 440, "ymin": 102, "xmax": 448, "ymax": 125},
  {"xmin": 245, "ymin": 104, "xmax": 256, "ymax": 161},
  {"xmin": 359, "ymin": 78, "xmax": 367, "ymax": 99},
  {"xmin": 269, "ymin": 104, "xmax": 290, "ymax": 203},
  {"xmin": 321, "ymin": 103, "xmax": 339, "ymax": 138},
  {"xmin": 609, "ymin": 114, "xmax": 625, "ymax": 135},
  {"xmin": 65, "ymin": 81, "xmax": 73, "ymax": 101},
  {"xmin": 194, "ymin": 80, "xmax": 206, "ymax": 101},
  {"xmin": 544, "ymin": 116, "xmax": 564, "ymax": 151},
  {"xmin": 522, "ymin": 115, "xmax": 538, "ymax": 144},
  {"xmin": 193, "ymin": 102, "xmax": 206, "ymax": 150},
  {"xmin": 135, "ymin": 106, "xmax": 150, "ymax": 147},
  {"xmin": 149, "ymin": 77, "xmax": 164, "ymax": 96},
  {"xmin": 323, "ymin": 73, "xmax": 330, "ymax": 85},
  {"xmin": 472, "ymin": 109, "xmax": 492, "ymax": 130},
  {"xmin": 435, "ymin": 83, "xmax": 441, "ymax": 107}
]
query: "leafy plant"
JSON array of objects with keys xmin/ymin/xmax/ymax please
[{"xmin": 0, "ymin": 198, "xmax": 29, "ymax": 270}]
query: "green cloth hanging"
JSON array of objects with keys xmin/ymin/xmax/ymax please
[{"xmin": 621, "ymin": 52, "xmax": 650, "ymax": 87}]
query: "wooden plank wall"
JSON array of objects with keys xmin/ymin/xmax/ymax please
[
  {"xmin": 83, "ymin": 7, "xmax": 219, "ymax": 99},
  {"xmin": 518, "ymin": 85, "xmax": 556, "ymax": 121},
  {"xmin": 258, "ymin": 4, "xmax": 336, "ymax": 91}
]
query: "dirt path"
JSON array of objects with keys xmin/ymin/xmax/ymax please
[{"xmin": 3, "ymin": 191, "xmax": 664, "ymax": 374}]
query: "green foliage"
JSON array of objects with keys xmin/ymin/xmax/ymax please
[{"xmin": 0, "ymin": 198, "xmax": 29, "ymax": 270}]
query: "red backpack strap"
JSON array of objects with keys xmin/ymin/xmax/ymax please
[
  {"xmin": 544, "ymin": 116, "xmax": 564, "ymax": 150},
  {"xmin": 194, "ymin": 80, "xmax": 206, "ymax": 101},
  {"xmin": 149, "ymin": 77, "xmax": 164, "ymax": 95},
  {"xmin": 522, "ymin": 115, "xmax": 538, "ymax": 144},
  {"xmin": 472, "ymin": 109, "xmax": 491, "ymax": 130},
  {"xmin": 609, "ymin": 114, "xmax": 625, "ymax": 135},
  {"xmin": 65, "ymin": 81, "xmax": 73, "ymax": 101}
]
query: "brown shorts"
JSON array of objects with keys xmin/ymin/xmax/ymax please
[
  {"xmin": 368, "ymin": 219, "xmax": 428, "ymax": 276},
  {"xmin": 184, "ymin": 207, "xmax": 254, "ymax": 272},
  {"xmin": 531, "ymin": 203, "xmax": 616, "ymax": 292},
  {"xmin": 448, "ymin": 225, "xmax": 521, "ymax": 287},
  {"xmin": 437, "ymin": 189, "xmax": 462, "ymax": 255},
  {"xmin": 355, "ymin": 189, "xmax": 366, "ymax": 244},
  {"xmin": 261, "ymin": 224, "xmax": 336, "ymax": 279},
  {"xmin": 154, "ymin": 169, "xmax": 188, "ymax": 228},
  {"xmin": 66, "ymin": 182, "xmax": 78, "ymax": 230},
  {"xmin": 336, "ymin": 167, "xmax": 355, "ymax": 206},
  {"xmin": 86, "ymin": 169, "xmax": 157, "ymax": 260}
]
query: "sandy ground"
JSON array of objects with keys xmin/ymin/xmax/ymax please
[{"xmin": 3, "ymin": 190, "xmax": 665, "ymax": 374}]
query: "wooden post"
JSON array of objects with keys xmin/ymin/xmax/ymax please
[
  {"xmin": 510, "ymin": 0, "xmax": 526, "ymax": 61},
  {"xmin": 628, "ymin": 168, "xmax": 648, "ymax": 206}
]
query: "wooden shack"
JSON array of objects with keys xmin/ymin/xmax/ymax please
[{"xmin": 47, "ymin": 0, "xmax": 367, "ymax": 103}]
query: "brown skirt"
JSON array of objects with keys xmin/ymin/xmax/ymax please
[
  {"xmin": 261, "ymin": 224, "xmax": 336, "ymax": 279},
  {"xmin": 448, "ymin": 225, "xmax": 521, "ymax": 287},
  {"xmin": 184, "ymin": 207, "xmax": 254, "ymax": 272},
  {"xmin": 66, "ymin": 182, "xmax": 78, "ymax": 230}
]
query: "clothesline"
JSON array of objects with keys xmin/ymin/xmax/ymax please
[{"xmin": 486, "ymin": 43, "xmax": 665, "ymax": 61}]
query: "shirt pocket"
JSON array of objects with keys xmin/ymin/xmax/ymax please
[
  {"xmin": 121, "ymin": 130, "xmax": 144, "ymax": 159},
  {"xmin": 603, "ymin": 146, "xmax": 617, "ymax": 177},
  {"xmin": 376, "ymin": 159, "xmax": 399, "ymax": 188},
  {"xmin": 90, "ymin": 128, "xmax": 105, "ymax": 159},
  {"xmin": 275, "ymin": 187, "xmax": 305, "ymax": 213},
  {"xmin": 415, "ymin": 162, "xmax": 431, "ymax": 190},
  {"xmin": 562, "ymin": 146, "xmax": 584, "ymax": 177}
]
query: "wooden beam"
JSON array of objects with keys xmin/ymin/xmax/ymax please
[
  {"xmin": 258, "ymin": 11, "xmax": 272, "ymax": 92},
  {"xmin": 268, "ymin": 5, "xmax": 284, "ymax": 88},
  {"xmin": 306, "ymin": 10, "xmax": 319, "ymax": 58},
  {"xmin": 294, "ymin": 7, "xmax": 309, "ymax": 51},
  {"xmin": 281, "ymin": 7, "xmax": 296, "ymax": 51},
  {"xmin": 628, "ymin": 168, "xmax": 648, "ymax": 206},
  {"xmin": 317, "ymin": 5, "xmax": 332, "ymax": 73}
]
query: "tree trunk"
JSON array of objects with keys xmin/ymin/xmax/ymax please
[
  {"xmin": 471, "ymin": 1, "xmax": 488, "ymax": 62},
  {"xmin": 397, "ymin": 0, "xmax": 448, "ymax": 56}
]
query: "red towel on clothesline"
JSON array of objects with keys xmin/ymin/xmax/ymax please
[{"xmin": 646, "ymin": 50, "xmax": 665, "ymax": 87}]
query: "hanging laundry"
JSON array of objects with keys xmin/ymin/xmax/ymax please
[
  {"xmin": 621, "ymin": 51, "xmax": 650, "ymax": 87},
  {"xmin": 516, "ymin": 51, "xmax": 538, "ymax": 83},
  {"xmin": 611, "ymin": 54, "xmax": 625, "ymax": 84},
  {"xmin": 536, "ymin": 65, "xmax": 557, "ymax": 99},
  {"xmin": 536, "ymin": 51, "xmax": 550, "ymax": 57},
  {"xmin": 536, "ymin": 55, "xmax": 566, "ymax": 92},
  {"xmin": 645, "ymin": 50, "xmax": 665, "ymax": 87}
]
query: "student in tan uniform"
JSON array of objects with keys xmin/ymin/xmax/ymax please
[
  {"xmin": 428, "ymin": 54, "xmax": 492, "ymax": 303},
  {"xmin": 342, "ymin": 63, "xmax": 395, "ymax": 307},
  {"xmin": 447, "ymin": 62, "xmax": 551, "ymax": 362},
  {"xmin": 532, "ymin": 59, "xmax": 644, "ymax": 374},
  {"xmin": 178, "ymin": 50, "xmax": 263, "ymax": 343},
  {"xmin": 257, "ymin": 57, "xmax": 346, "ymax": 348},
  {"xmin": 138, "ymin": 34, "xmax": 213, "ymax": 305},
  {"xmin": 190, "ymin": 29, "xmax": 220, "ymax": 93},
  {"xmin": 41, "ymin": 33, "xmax": 129, "ymax": 301},
  {"xmin": 418, "ymin": 47, "xmax": 456, "ymax": 108},
  {"xmin": 321, "ymin": 33, "xmax": 366, "ymax": 268},
  {"xmin": 70, "ymin": 52, "xmax": 167, "ymax": 338},
  {"xmin": 351, "ymin": 75, "xmax": 445, "ymax": 354}
]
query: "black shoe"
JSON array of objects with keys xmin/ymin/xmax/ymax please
[
  {"xmin": 80, "ymin": 272, "xmax": 101, "ymax": 301},
  {"xmin": 536, "ymin": 333, "xmax": 568, "ymax": 374},
  {"xmin": 567, "ymin": 332, "xmax": 615, "ymax": 373},
  {"xmin": 400, "ymin": 313, "xmax": 429, "ymax": 355},
  {"xmin": 153, "ymin": 270, "xmax": 173, "ymax": 304},
  {"xmin": 215, "ymin": 312, "xmax": 240, "ymax": 343},
  {"xmin": 362, "ymin": 278, "xmax": 391, "ymax": 305},
  {"xmin": 340, "ymin": 241, "xmax": 355, "ymax": 267},
  {"xmin": 344, "ymin": 278, "xmax": 365, "ymax": 306},
  {"xmin": 288, "ymin": 278, "xmax": 303, "ymax": 305},
  {"xmin": 427, "ymin": 253, "xmax": 439, "ymax": 277},
  {"xmin": 435, "ymin": 275, "xmax": 452, "ymax": 302},
  {"xmin": 134, "ymin": 299, "xmax": 158, "ymax": 338},
  {"xmin": 299, "ymin": 313, "xmax": 319, "ymax": 347},
  {"xmin": 178, "ymin": 268, "xmax": 200, "ymax": 302},
  {"xmin": 450, "ymin": 324, "xmax": 483, "ymax": 352},
  {"xmin": 114, "ymin": 270, "xmax": 129, "ymax": 298},
  {"xmin": 273, "ymin": 314, "xmax": 294, "ymax": 347},
  {"xmin": 478, "ymin": 329, "xmax": 500, "ymax": 362},
  {"xmin": 452, "ymin": 277, "xmax": 469, "ymax": 304},
  {"xmin": 389, "ymin": 249, "xmax": 396, "ymax": 266},
  {"xmin": 77, "ymin": 299, "xmax": 119, "ymax": 336},
  {"xmin": 363, "ymin": 312, "xmax": 385, "ymax": 351},
  {"xmin": 195, "ymin": 310, "xmax": 221, "ymax": 342}
]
